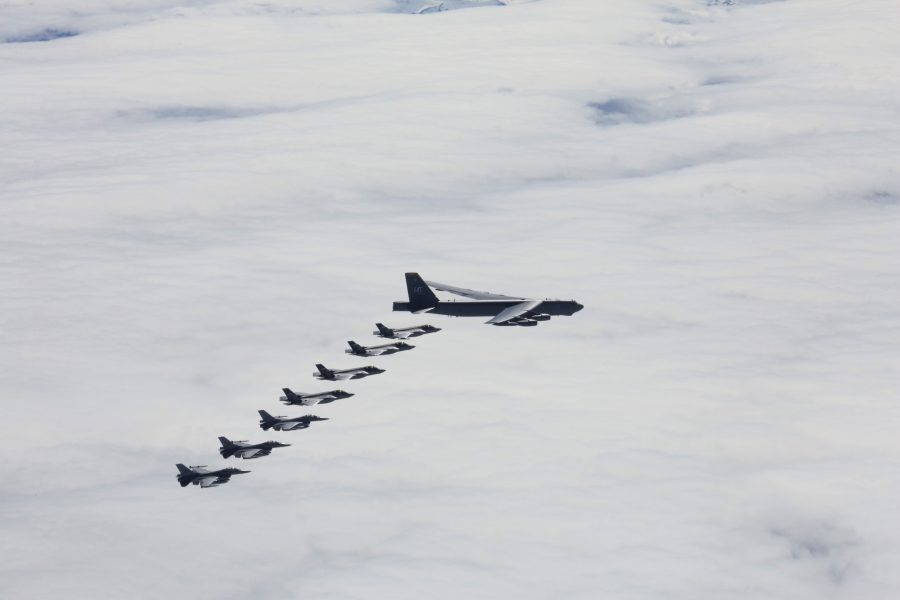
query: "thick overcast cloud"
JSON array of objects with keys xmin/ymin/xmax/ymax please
[{"xmin": 2, "ymin": 0, "xmax": 899, "ymax": 598}]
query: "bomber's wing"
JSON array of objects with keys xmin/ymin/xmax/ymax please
[
  {"xmin": 486, "ymin": 300, "xmax": 543, "ymax": 325},
  {"xmin": 425, "ymin": 280, "xmax": 525, "ymax": 301}
]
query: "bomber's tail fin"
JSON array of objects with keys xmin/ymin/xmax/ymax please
[
  {"xmin": 315, "ymin": 363, "xmax": 334, "ymax": 377},
  {"xmin": 405, "ymin": 272, "xmax": 439, "ymax": 312},
  {"xmin": 375, "ymin": 323, "xmax": 393, "ymax": 336}
]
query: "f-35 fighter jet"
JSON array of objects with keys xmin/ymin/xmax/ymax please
[
  {"xmin": 374, "ymin": 322, "xmax": 441, "ymax": 339},
  {"xmin": 176, "ymin": 463, "xmax": 249, "ymax": 488},
  {"xmin": 280, "ymin": 387, "xmax": 354, "ymax": 407},
  {"xmin": 258, "ymin": 410, "xmax": 329, "ymax": 431},
  {"xmin": 218, "ymin": 437, "xmax": 290, "ymax": 459},
  {"xmin": 393, "ymin": 272, "xmax": 583, "ymax": 327},
  {"xmin": 345, "ymin": 340, "xmax": 414, "ymax": 357},
  {"xmin": 313, "ymin": 363, "xmax": 385, "ymax": 381}
]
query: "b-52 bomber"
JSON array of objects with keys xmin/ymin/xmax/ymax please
[
  {"xmin": 393, "ymin": 272, "xmax": 583, "ymax": 327},
  {"xmin": 176, "ymin": 463, "xmax": 249, "ymax": 488},
  {"xmin": 313, "ymin": 363, "xmax": 385, "ymax": 381},
  {"xmin": 258, "ymin": 410, "xmax": 328, "ymax": 431},
  {"xmin": 218, "ymin": 437, "xmax": 290, "ymax": 459},
  {"xmin": 280, "ymin": 388, "xmax": 354, "ymax": 406},
  {"xmin": 374, "ymin": 322, "xmax": 441, "ymax": 339},
  {"xmin": 345, "ymin": 340, "xmax": 414, "ymax": 357}
]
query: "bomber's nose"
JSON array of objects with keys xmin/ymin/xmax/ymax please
[{"xmin": 574, "ymin": 302, "xmax": 584, "ymax": 312}]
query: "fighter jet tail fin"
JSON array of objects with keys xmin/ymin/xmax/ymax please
[
  {"xmin": 375, "ymin": 323, "xmax": 393, "ymax": 336},
  {"xmin": 258, "ymin": 410, "xmax": 274, "ymax": 430},
  {"xmin": 315, "ymin": 363, "xmax": 334, "ymax": 378},
  {"xmin": 347, "ymin": 340, "xmax": 365, "ymax": 354},
  {"xmin": 405, "ymin": 272, "xmax": 439, "ymax": 311},
  {"xmin": 217, "ymin": 436, "xmax": 231, "ymax": 446},
  {"xmin": 282, "ymin": 388, "xmax": 295, "ymax": 397},
  {"xmin": 175, "ymin": 463, "xmax": 192, "ymax": 476}
]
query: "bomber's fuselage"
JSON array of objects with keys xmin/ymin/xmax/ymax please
[{"xmin": 393, "ymin": 299, "xmax": 583, "ymax": 317}]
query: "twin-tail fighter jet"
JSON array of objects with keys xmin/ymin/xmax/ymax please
[
  {"xmin": 393, "ymin": 272, "xmax": 583, "ymax": 327},
  {"xmin": 218, "ymin": 437, "xmax": 290, "ymax": 460},
  {"xmin": 374, "ymin": 323, "xmax": 441, "ymax": 339},
  {"xmin": 345, "ymin": 340, "xmax": 414, "ymax": 357},
  {"xmin": 176, "ymin": 463, "xmax": 249, "ymax": 488},
  {"xmin": 258, "ymin": 410, "xmax": 328, "ymax": 432},
  {"xmin": 280, "ymin": 388, "xmax": 354, "ymax": 407},
  {"xmin": 313, "ymin": 363, "xmax": 385, "ymax": 381}
]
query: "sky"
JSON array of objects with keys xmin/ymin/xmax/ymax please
[{"xmin": 2, "ymin": 0, "xmax": 899, "ymax": 598}]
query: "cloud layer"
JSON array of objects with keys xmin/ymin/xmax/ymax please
[{"xmin": 2, "ymin": 1, "xmax": 899, "ymax": 598}]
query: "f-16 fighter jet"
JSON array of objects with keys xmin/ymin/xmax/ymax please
[
  {"xmin": 393, "ymin": 272, "xmax": 583, "ymax": 327},
  {"xmin": 218, "ymin": 437, "xmax": 290, "ymax": 460},
  {"xmin": 345, "ymin": 340, "xmax": 414, "ymax": 357},
  {"xmin": 374, "ymin": 323, "xmax": 441, "ymax": 339},
  {"xmin": 258, "ymin": 410, "xmax": 328, "ymax": 431},
  {"xmin": 280, "ymin": 388, "xmax": 354, "ymax": 407},
  {"xmin": 175, "ymin": 463, "xmax": 249, "ymax": 488},
  {"xmin": 313, "ymin": 363, "xmax": 385, "ymax": 381}
]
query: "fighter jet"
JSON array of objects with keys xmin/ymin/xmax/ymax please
[
  {"xmin": 313, "ymin": 363, "xmax": 385, "ymax": 381},
  {"xmin": 218, "ymin": 437, "xmax": 290, "ymax": 460},
  {"xmin": 280, "ymin": 387, "xmax": 354, "ymax": 407},
  {"xmin": 258, "ymin": 410, "xmax": 329, "ymax": 431},
  {"xmin": 345, "ymin": 340, "xmax": 414, "ymax": 357},
  {"xmin": 175, "ymin": 463, "xmax": 249, "ymax": 488},
  {"xmin": 374, "ymin": 322, "xmax": 441, "ymax": 339},
  {"xmin": 393, "ymin": 272, "xmax": 583, "ymax": 327}
]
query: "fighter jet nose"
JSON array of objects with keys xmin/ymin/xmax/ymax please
[{"xmin": 574, "ymin": 302, "xmax": 584, "ymax": 312}]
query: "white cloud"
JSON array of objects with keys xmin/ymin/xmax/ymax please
[{"xmin": 2, "ymin": 0, "xmax": 899, "ymax": 598}]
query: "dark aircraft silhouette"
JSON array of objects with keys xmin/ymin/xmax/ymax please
[
  {"xmin": 258, "ymin": 410, "xmax": 328, "ymax": 431},
  {"xmin": 345, "ymin": 340, "xmax": 414, "ymax": 357},
  {"xmin": 280, "ymin": 388, "xmax": 354, "ymax": 407},
  {"xmin": 176, "ymin": 463, "xmax": 249, "ymax": 488},
  {"xmin": 393, "ymin": 272, "xmax": 583, "ymax": 326},
  {"xmin": 374, "ymin": 322, "xmax": 441, "ymax": 339},
  {"xmin": 218, "ymin": 437, "xmax": 290, "ymax": 459},
  {"xmin": 313, "ymin": 363, "xmax": 385, "ymax": 381}
]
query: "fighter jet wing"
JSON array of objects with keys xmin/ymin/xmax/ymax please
[
  {"xmin": 425, "ymin": 280, "xmax": 525, "ymax": 301},
  {"xmin": 486, "ymin": 300, "xmax": 543, "ymax": 325},
  {"xmin": 198, "ymin": 476, "xmax": 221, "ymax": 488},
  {"xmin": 240, "ymin": 449, "xmax": 265, "ymax": 459},
  {"xmin": 283, "ymin": 422, "xmax": 310, "ymax": 430}
]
